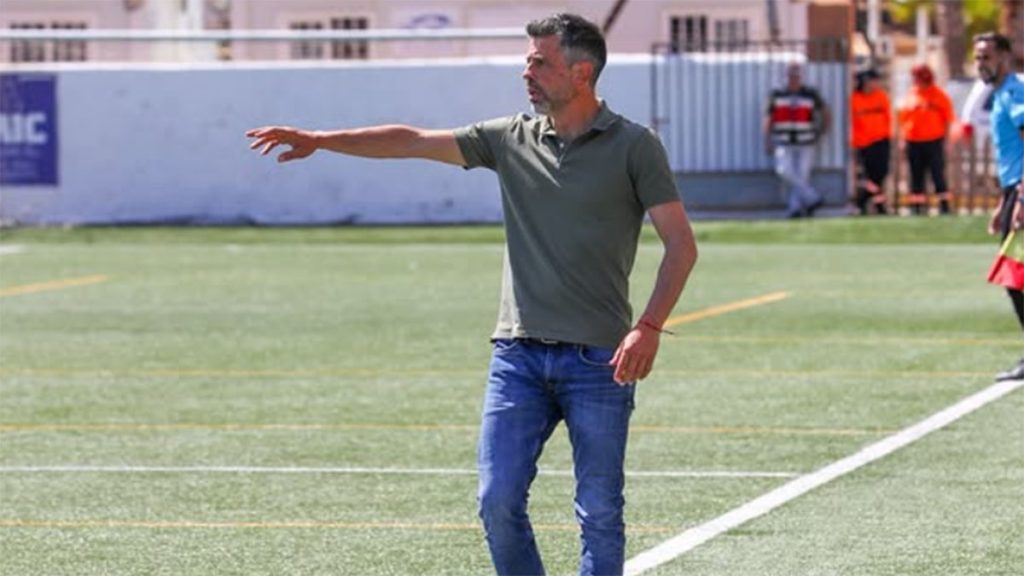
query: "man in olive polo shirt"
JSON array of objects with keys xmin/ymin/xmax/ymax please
[{"xmin": 247, "ymin": 13, "xmax": 698, "ymax": 576}]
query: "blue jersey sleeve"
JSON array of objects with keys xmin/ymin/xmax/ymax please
[{"xmin": 1009, "ymin": 78, "xmax": 1024, "ymax": 129}]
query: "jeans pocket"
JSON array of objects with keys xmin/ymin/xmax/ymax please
[
  {"xmin": 577, "ymin": 345, "xmax": 615, "ymax": 368},
  {"xmin": 492, "ymin": 338, "xmax": 521, "ymax": 353}
]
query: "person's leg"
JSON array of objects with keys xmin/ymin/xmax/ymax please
[
  {"xmin": 792, "ymin": 145, "xmax": 823, "ymax": 215},
  {"xmin": 871, "ymin": 139, "xmax": 892, "ymax": 183},
  {"xmin": 995, "ymin": 187, "xmax": 1024, "ymax": 381},
  {"xmin": 994, "ymin": 290, "xmax": 1024, "ymax": 379},
  {"xmin": 854, "ymin": 186, "xmax": 871, "ymax": 215},
  {"xmin": 1006, "ymin": 288, "xmax": 1024, "ymax": 330},
  {"xmin": 865, "ymin": 139, "xmax": 890, "ymax": 214},
  {"xmin": 775, "ymin": 146, "xmax": 803, "ymax": 217},
  {"xmin": 929, "ymin": 138, "xmax": 952, "ymax": 214},
  {"xmin": 906, "ymin": 141, "xmax": 927, "ymax": 215},
  {"xmin": 997, "ymin": 286, "xmax": 1024, "ymax": 380},
  {"xmin": 854, "ymin": 148, "xmax": 871, "ymax": 215},
  {"xmin": 559, "ymin": 345, "xmax": 635, "ymax": 576},
  {"xmin": 998, "ymin": 186, "xmax": 1024, "ymax": 334},
  {"xmin": 478, "ymin": 339, "xmax": 561, "ymax": 576}
]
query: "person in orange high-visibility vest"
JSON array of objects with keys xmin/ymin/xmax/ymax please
[
  {"xmin": 897, "ymin": 63, "xmax": 955, "ymax": 214},
  {"xmin": 851, "ymin": 69, "xmax": 891, "ymax": 215}
]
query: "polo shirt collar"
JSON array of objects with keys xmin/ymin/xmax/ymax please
[
  {"xmin": 591, "ymin": 101, "xmax": 619, "ymax": 131},
  {"xmin": 995, "ymin": 72, "xmax": 1021, "ymax": 94},
  {"xmin": 540, "ymin": 100, "xmax": 619, "ymax": 137}
]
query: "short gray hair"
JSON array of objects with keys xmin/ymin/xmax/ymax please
[{"xmin": 526, "ymin": 13, "xmax": 607, "ymax": 86}]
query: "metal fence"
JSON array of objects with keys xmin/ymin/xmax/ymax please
[
  {"xmin": 650, "ymin": 38, "xmax": 849, "ymax": 174},
  {"xmin": 0, "ymin": 27, "xmax": 526, "ymax": 63},
  {"xmin": 903, "ymin": 137, "xmax": 1003, "ymax": 215}
]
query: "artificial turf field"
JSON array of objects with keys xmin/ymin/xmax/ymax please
[{"xmin": 0, "ymin": 217, "xmax": 1021, "ymax": 575}]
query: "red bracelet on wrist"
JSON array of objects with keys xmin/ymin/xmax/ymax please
[{"xmin": 637, "ymin": 319, "xmax": 675, "ymax": 336}]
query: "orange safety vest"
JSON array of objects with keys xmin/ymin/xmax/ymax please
[
  {"xmin": 851, "ymin": 89, "xmax": 892, "ymax": 149},
  {"xmin": 898, "ymin": 84, "xmax": 954, "ymax": 142}
]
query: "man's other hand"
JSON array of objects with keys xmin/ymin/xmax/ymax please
[{"xmin": 610, "ymin": 325, "xmax": 660, "ymax": 385}]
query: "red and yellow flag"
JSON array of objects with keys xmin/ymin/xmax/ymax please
[{"xmin": 988, "ymin": 231, "xmax": 1024, "ymax": 290}]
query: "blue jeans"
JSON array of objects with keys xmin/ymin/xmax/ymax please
[
  {"xmin": 774, "ymin": 145, "xmax": 822, "ymax": 215},
  {"xmin": 478, "ymin": 339, "xmax": 635, "ymax": 576}
]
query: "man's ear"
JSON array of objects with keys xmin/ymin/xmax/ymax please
[{"xmin": 571, "ymin": 60, "xmax": 594, "ymax": 87}]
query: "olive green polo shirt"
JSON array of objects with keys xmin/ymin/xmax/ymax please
[{"xmin": 454, "ymin": 102, "xmax": 681, "ymax": 349}]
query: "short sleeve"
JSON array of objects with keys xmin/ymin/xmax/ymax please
[
  {"xmin": 939, "ymin": 90, "xmax": 956, "ymax": 125},
  {"xmin": 1009, "ymin": 86, "xmax": 1024, "ymax": 129},
  {"xmin": 810, "ymin": 88, "xmax": 826, "ymax": 110},
  {"xmin": 765, "ymin": 92, "xmax": 774, "ymax": 116},
  {"xmin": 453, "ymin": 116, "xmax": 515, "ymax": 170},
  {"xmin": 627, "ymin": 129, "xmax": 681, "ymax": 210},
  {"xmin": 960, "ymin": 81, "xmax": 987, "ymax": 122}
]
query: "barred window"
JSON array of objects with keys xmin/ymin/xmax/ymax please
[
  {"xmin": 10, "ymin": 22, "xmax": 47, "ymax": 63},
  {"xmin": 669, "ymin": 15, "xmax": 708, "ymax": 53},
  {"xmin": 289, "ymin": 17, "xmax": 369, "ymax": 60},
  {"xmin": 670, "ymin": 15, "xmax": 750, "ymax": 53},
  {"xmin": 714, "ymin": 19, "xmax": 750, "ymax": 49},
  {"xmin": 289, "ymin": 21, "xmax": 324, "ymax": 60},
  {"xmin": 9, "ymin": 21, "xmax": 88, "ymax": 63},
  {"xmin": 330, "ymin": 17, "xmax": 368, "ymax": 60},
  {"xmin": 52, "ymin": 22, "xmax": 87, "ymax": 62}
]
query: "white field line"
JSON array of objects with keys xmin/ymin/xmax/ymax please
[
  {"xmin": 0, "ymin": 465, "xmax": 796, "ymax": 480},
  {"xmin": 624, "ymin": 378, "xmax": 1024, "ymax": 576},
  {"xmin": 0, "ymin": 245, "xmax": 24, "ymax": 255}
]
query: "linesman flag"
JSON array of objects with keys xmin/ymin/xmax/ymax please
[{"xmin": 988, "ymin": 231, "xmax": 1024, "ymax": 290}]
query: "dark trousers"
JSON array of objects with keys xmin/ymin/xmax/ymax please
[
  {"xmin": 906, "ymin": 138, "xmax": 948, "ymax": 194},
  {"xmin": 906, "ymin": 138, "xmax": 950, "ymax": 214},
  {"xmin": 998, "ymin": 185, "xmax": 1024, "ymax": 332},
  {"xmin": 855, "ymin": 139, "xmax": 890, "ymax": 214}
]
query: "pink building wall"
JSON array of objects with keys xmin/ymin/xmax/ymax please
[{"xmin": 2, "ymin": 0, "xmax": 810, "ymax": 63}]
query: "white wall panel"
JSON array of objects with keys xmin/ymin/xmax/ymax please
[{"xmin": 0, "ymin": 56, "xmax": 652, "ymax": 225}]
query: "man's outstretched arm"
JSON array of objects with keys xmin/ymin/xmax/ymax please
[{"xmin": 245, "ymin": 125, "xmax": 466, "ymax": 166}]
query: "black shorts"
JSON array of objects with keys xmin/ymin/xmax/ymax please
[
  {"xmin": 905, "ymin": 138, "xmax": 947, "ymax": 194},
  {"xmin": 1000, "ymin": 185, "xmax": 1020, "ymax": 241},
  {"xmin": 857, "ymin": 139, "xmax": 890, "ymax": 186}
]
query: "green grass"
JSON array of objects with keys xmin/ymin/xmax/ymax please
[
  {"xmin": 0, "ymin": 214, "xmax": 995, "ymax": 245},
  {"xmin": 1, "ymin": 218, "xmax": 1021, "ymax": 575}
]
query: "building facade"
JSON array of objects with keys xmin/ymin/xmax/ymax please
[{"xmin": 1, "ymin": 0, "xmax": 814, "ymax": 63}]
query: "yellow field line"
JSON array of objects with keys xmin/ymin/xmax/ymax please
[
  {"xmin": 665, "ymin": 291, "xmax": 790, "ymax": 328},
  {"xmin": 0, "ymin": 518, "xmax": 673, "ymax": 534},
  {"xmin": 0, "ymin": 423, "xmax": 475, "ymax": 433},
  {"xmin": 0, "ymin": 422, "xmax": 891, "ymax": 436},
  {"xmin": 0, "ymin": 367, "xmax": 479, "ymax": 378},
  {"xmin": 0, "ymin": 366, "xmax": 991, "ymax": 380},
  {"xmin": 676, "ymin": 368, "xmax": 992, "ymax": 379},
  {"xmin": 0, "ymin": 275, "xmax": 109, "ymax": 298},
  {"xmin": 674, "ymin": 334, "xmax": 1020, "ymax": 347}
]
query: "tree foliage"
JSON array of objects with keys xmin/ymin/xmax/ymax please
[{"xmin": 889, "ymin": 0, "xmax": 999, "ymax": 38}]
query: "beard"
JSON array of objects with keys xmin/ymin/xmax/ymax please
[
  {"xmin": 527, "ymin": 82, "xmax": 575, "ymax": 115},
  {"xmin": 528, "ymin": 83, "xmax": 552, "ymax": 114},
  {"xmin": 978, "ymin": 66, "xmax": 997, "ymax": 84}
]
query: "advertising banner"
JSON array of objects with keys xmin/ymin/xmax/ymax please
[{"xmin": 1, "ymin": 73, "xmax": 59, "ymax": 186}]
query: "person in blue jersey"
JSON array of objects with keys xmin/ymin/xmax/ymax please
[{"xmin": 975, "ymin": 32, "xmax": 1024, "ymax": 381}]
